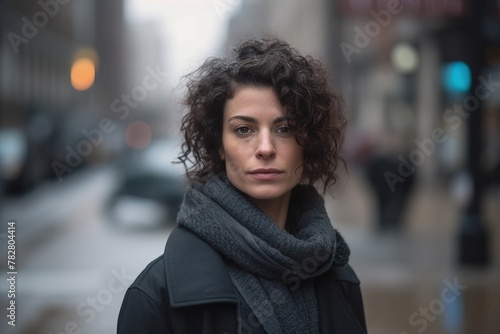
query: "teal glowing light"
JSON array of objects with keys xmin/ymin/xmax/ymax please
[{"xmin": 442, "ymin": 61, "xmax": 471, "ymax": 93}]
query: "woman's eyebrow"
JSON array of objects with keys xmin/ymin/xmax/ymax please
[
  {"xmin": 227, "ymin": 115, "xmax": 290, "ymax": 124},
  {"xmin": 227, "ymin": 115, "xmax": 257, "ymax": 123},
  {"xmin": 273, "ymin": 116, "xmax": 290, "ymax": 124}
]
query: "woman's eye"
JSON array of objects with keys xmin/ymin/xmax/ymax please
[
  {"xmin": 235, "ymin": 126, "xmax": 252, "ymax": 135},
  {"xmin": 276, "ymin": 126, "xmax": 291, "ymax": 135}
]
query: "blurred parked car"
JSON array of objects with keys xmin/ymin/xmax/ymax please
[
  {"xmin": 106, "ymin": 137, "xmax": 186, "ymax": 228},
  {"xmin": 0, "ymin": 128, "xmax": 27, "ymax": 196},
  {"xmin": 0, "ymin": 108, "xmax": 60, "ymax": 196}
]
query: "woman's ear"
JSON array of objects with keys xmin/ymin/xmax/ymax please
[{"xmin": 219, "ymin": 147, "xmax": 225, "ymax": 160}]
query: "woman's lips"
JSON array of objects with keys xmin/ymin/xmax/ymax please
[{"xmin": 249, "ymin": 169, "xmax": 283, "ymax": 180}]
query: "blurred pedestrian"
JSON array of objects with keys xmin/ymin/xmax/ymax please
[
  {"xmin": 117, "ymin": 36, "xmax": 367, "ymax": 334},
  {"xmin": 366, "ymin": 151, "xmax": 415, "ymax": 232}
]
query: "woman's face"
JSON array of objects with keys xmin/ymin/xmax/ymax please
[{"xmin": 220, "ymin": 85, "xmax": 303, "ymax": 203}]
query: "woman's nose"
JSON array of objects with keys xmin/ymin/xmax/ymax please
[{"xmin": 256, "ymin": 133, "xmax": 276, "ymax": 159}]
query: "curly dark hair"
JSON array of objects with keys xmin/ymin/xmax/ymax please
[{"xmin": 177, "ymin": 36, "xmax": 346, "ymax": 192}]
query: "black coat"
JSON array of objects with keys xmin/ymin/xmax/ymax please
[{"xmin": 117, "ymin": 227, "xmax": 367, "ymax": 333}]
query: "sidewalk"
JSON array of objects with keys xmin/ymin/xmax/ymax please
[
  {"xmin": 0, "ymin": 165, "xmax": 118, "ymax": 261},
  {"xmin": 325, "ymin": 170, "xmax": 500, "ymax": 334}
]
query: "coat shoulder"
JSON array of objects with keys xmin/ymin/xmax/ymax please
[
  {"xmin": 127, "ymin": 255, "xmax": 168, "ymax": 306},
  {"xmin": 329, "ymin": 263, "xmax": 361, "ymax": 284},
  {"xmin": 118, "ymin": 256, "xmax": 172, "ymax": 334},
  {"xmin": 118, "ymin": 228, "xmax": 239, "ymax": 334}
]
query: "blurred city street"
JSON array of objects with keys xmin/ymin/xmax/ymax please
[{"xmin": 2, "ymin": 0, "xmax": 500, "ymax": 333}]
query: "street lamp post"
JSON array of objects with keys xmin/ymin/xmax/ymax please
[{"xmin": 457, "ymin": 0, "xmax": 490, "ymax": 267}]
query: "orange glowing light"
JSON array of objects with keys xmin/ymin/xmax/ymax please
[{"xmin": 71, "ymin": 57, "xmax": 95, "ymax": 91}]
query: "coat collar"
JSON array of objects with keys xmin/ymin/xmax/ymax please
[
  {"xmin": 164, "ymin": 227, "xmax": 238, "ymax": 308},
  {"xmin": 164, "ymin": 227, "xmax": 366, "ymax": 333}
]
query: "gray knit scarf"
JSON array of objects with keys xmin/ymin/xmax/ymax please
[{"xmin": 177, "ymin": 173, "xmax": 350, "ymax": 334}]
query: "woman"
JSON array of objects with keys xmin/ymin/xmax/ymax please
[{"xmin": 117, "ymin": 36, "xmax": 367, "ymax": 334}]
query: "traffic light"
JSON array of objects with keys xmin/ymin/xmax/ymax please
[{"xmin": 442, "ymin": 61, "xmax": 471, "ymax": 95}]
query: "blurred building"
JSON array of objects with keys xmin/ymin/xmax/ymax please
[
  {"xmin": 333, "ymin": 0, "xmax": 500, "ymax": 265},
  {"xmin": 225, "ymin": 0, "xmax": 332, "ymax": 59},
  {"xmin": 122, "ymin": 11, "xmax": 175, "ymax": 136},
  {"xmin": 0, "ymin": 0, "xmax": 128, "ymax": 195},
  {"xmin": 335, "ymin": 0, "xmax": 498, "ymax": 178}
]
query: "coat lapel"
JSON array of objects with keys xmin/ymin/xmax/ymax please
[
  {"xmin": 316, "ymin": 265, "xmax": 367, "ymax": 333},
  {"xmin": 164, "ymin": 227, "xmax": 238, "ymax": 307}
]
